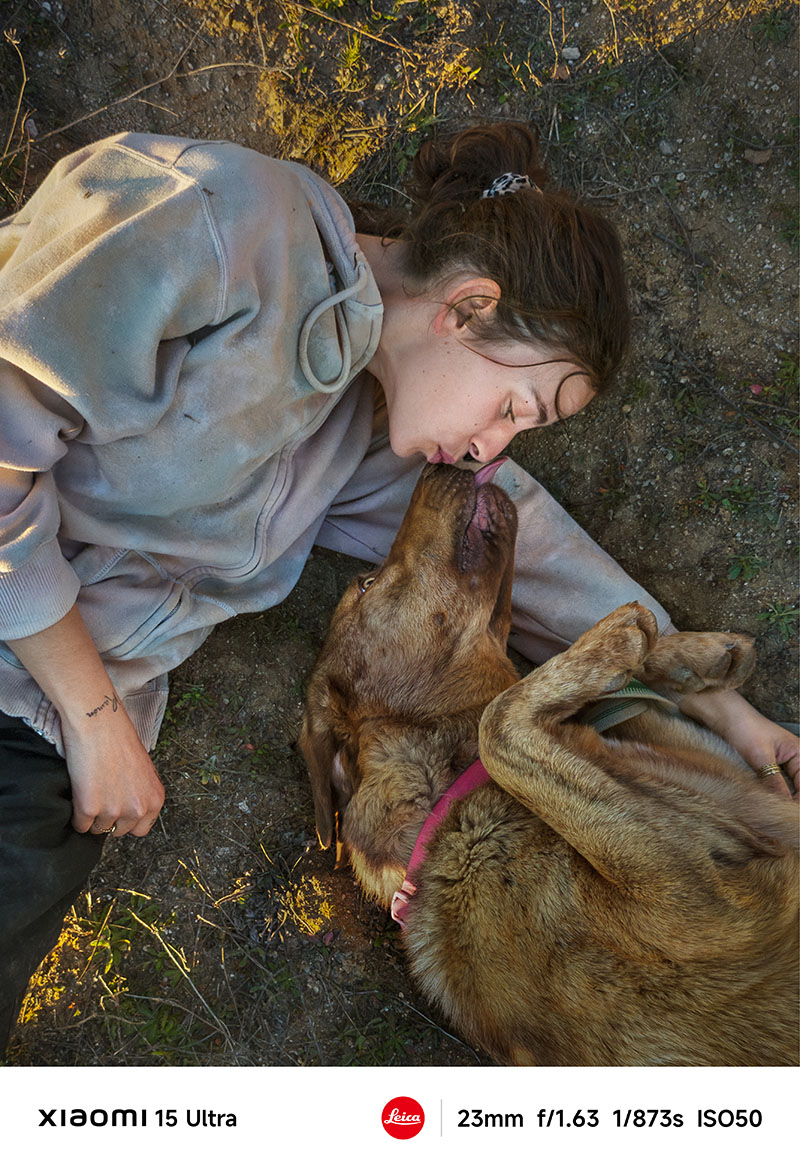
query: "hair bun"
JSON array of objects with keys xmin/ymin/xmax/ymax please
[{"xmin": 408, "ymin": 122, "xmax": 549, "ymax": 206}]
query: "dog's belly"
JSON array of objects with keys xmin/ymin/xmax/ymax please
[{"xmin": 401, "ymin": 784, "xmax": 798, "ymax": 1066}]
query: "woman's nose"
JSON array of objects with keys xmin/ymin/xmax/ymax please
[{"xmin": 467, "ymin": 430, "xmax": 507, "ymax": 463}]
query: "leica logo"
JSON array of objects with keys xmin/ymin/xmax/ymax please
[
  {"xmin": 387, "ymin": 1109, "xmax": 421, "ymax": 1124},
  {"xmin": 382, "ymin": 1096, "xmax": 425, "ymax": 1139}
]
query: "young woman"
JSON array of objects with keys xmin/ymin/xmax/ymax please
[{"xmin": 0, "ymin": 123, "xmax": 795, "ymax": 1047}]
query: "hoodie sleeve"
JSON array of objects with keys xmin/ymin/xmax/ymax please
[{"xmin": 0, "ymin": 135, "xmax": 226, "ymax": 640}]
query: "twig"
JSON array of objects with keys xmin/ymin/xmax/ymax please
[
  {"xmin": 0, "ymin": 57, "xmax": 290, "ymax": 167},
  {"xmin": 2, "ymin": 30, "xmax": 26, "ymax": 159},
  {"xmin": 602, "ymin": 0, "xmax": 620, "ymax": 63}
]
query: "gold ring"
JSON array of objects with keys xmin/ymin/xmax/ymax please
[
  {"xmin": 92, "ymin": 822, "xmax": 117, "ymax": 835},
  {"xmin": 756, "ymin": 763, "xmax": 784, "ymax": 778}
]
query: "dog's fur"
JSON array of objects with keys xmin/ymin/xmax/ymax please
[{"xmin": 300, "ymin": 463, "xmax": 799, "ymax": 1065}]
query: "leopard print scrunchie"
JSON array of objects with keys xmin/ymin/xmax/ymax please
[{"xmin": 481, "ymin": 172, "xmax": 542, "ymax": 198}]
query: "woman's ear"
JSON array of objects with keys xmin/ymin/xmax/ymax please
[{"xmin": 433, "ymin": 276, "xmax": 502, "ymax": 335}]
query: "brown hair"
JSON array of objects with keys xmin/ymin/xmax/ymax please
[{"xmin": 350, "ymin": 123, "xmax": 630, "ymax": 394}]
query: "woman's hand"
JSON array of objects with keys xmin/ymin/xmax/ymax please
[
  {"xmin": 61, "ymin": 702, "xmax": 165, "ymax": 837},
  {"xmin": 7, "ymin": 604, "xmax": 165, "ymax": 836},
  {"xmin": 678, "ymin": 687, "xmax": 799, "ymax": 799}
]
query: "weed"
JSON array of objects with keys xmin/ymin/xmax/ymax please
[
  {"xmin": 673, "ymin": 384, "xmax": 706, "ymax": 419},
  {"xmin": 628, "ymin": 376, "xmax": 655, "ymax": 401},
  {"xmin": 670, "ymin": 436, "xmax": 701, "ymax": 464},
  {"xmin": 758, "ymin": 603, "xmax": 800, "ymax": 641},
  {"xmin": 693, "ymin": 477, "xmax": 759, "ymax": 515},
  {"xmin": 305, "ymin": 0, "xmax": 351, "ymax": 10},
  {"xmin": 406, "ymin": 0, "xmax": 439, "ymax": 38},
  {"xmin": 753, "ymin": 10, "xmax": 794, "ymax": 44},
  {"xmin": 780, "ymin": 205, "xmax": 799, "ymax": 250},
  {"xmin": 344, "ymin": 1012, "xmax": 411, "ymax": 1063},
  {"xmin": 728, "ymin": 555, "xmax": 766, "ymax": 582},
  {"xmin": 336, "ymin": 32, "xmax": 366, "ymax": 94},
  {"xmin": 744, "ymin": 354, "xmax": 800, "ymax": 438}
]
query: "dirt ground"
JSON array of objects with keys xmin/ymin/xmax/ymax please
[{"xmin": 1, "ymin": 0, "xmax": 797, "ymax": 1066}]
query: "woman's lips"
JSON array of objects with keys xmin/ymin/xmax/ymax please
[{"xmin": 429, "ymin": 446, "xmax": 455, "ymax": 464}]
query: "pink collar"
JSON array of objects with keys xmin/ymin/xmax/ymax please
[{"xmin": 390, "ymin": 758, "xmax": 491, "ymax": 928}]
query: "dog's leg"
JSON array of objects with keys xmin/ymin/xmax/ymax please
[
  {"xmin": 491, "ymin": 601, "xmax": 660, "ymax": 725},
  {"xmin": 478, "ymin": 603, "xmax": 787, "ymax": 900}
]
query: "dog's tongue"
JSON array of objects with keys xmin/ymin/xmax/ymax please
[{"xmin": 473, "ymin": 456, "xmax": 507, "ymax": 487}]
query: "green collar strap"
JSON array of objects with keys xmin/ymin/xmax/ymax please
[{"xmin": 580, "ymin": 678, "xmax": 677, "ymax": 734}]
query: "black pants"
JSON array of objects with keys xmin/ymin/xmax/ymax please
[{"xmin": 0, "ymin": 713, "xmax": 104, "ymax": 1052}]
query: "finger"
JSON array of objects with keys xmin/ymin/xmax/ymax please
[
  {"xmin": 113, "ymin": 799, "xmax": 163, "ymax": 838},
  {"xmin": 107, "ymin": 813, "xmax": 142, "ymax": 839},
  {"xmin": 71, "ymin": 809, "xmax": 95, "ymax": 834},
  {"xmin": 762, "ymin": 773, "xmax": 792, "ymax": 799},
  {"xmin": 72, "ymin": 803, "xmax": 111, "ymax": 834},
  {"xmin": 129, "ymin": 812, "xmax": 161, "ymax": 838},
  {"xmin": 778, "ymin": 752, "xmax": 799, "ymax": 787}
]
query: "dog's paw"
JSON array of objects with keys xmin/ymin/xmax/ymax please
[
  {"xmin": 638, "ymin": 632, "xmax": 756, "ymax": 694},
  {"xmin": 571, "ymin": 603, "xmax": 659, "ymax": 693}
]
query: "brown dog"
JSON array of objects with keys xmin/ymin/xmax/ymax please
[{"xmin": 300, "ymin": 462, "xmax": 799, "ymax": 1065}]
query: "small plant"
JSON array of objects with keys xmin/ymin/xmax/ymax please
[
  {"xmin": 753, "ymin": 10, "xmax": 793, "ymax": 44},
  {"xmin": 780, "ymin": 204, "xmax": 799, "ymax": 249},
  {"xmin": 693, "ymin": 477, "xmax": 758, "ymax": 515},
  {"xmin": 628, "ymin": 375, "xmax": 655, "ymax": 400},
  {"xmin": 728, "ymin": 555, "xmax": 766, "ymax": 582},
  {"xmin": 336, "ymin": 32, "xmax": 366, "ymax": 93},
  {"xmin": 670, "ymin": 436, "xmax": 700, "ymax": 464},
  {"xmin": 758, "ymin": 603, "xmax": 800, "ymax": 641},
  {"xmin": 745, "ymin": 354, "xmax": 800, "ymax": 438}
]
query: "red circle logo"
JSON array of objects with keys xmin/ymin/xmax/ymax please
[{"xmin": 382, "ymin": 1096, "xmax": 425, "ymax": 1139}]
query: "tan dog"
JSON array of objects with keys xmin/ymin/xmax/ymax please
[{"xmin": 300, "ymin": 462, "xmax": 799, "ymax": 1065}]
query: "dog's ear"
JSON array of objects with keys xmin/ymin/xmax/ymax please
[
  {"xmin": 298, "ymin": 680, "xmax": 358, "ymax": 850},
  {"xmin": 489, "ymin": 543, "xmax": 516, "ymax": 646}
]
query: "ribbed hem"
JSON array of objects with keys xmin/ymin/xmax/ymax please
[{"xmin": 0, "ymin": 539, "xmax": 81, "ymax": 639}]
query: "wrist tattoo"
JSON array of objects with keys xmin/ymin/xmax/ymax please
[{"xmin": 86, "ymin": 693, "xmax": 119, "ymax": 719}]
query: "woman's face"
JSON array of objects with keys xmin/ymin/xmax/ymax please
[{"xmin": 380, "ymin": 330, "xmax": 595, "ymax": 465}]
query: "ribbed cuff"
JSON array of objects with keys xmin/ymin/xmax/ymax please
[{"xmin": 0, "ymin": 538, "xmax": 81, "ymax": 639}]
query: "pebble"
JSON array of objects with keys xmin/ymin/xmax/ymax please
[
  {"xmin": 659, "ymin": 139, "xmax": 674, "ymax": 155},
  {"xmin": 562, "ymin": 46, "xmax": 581, "ymax": 61}
]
